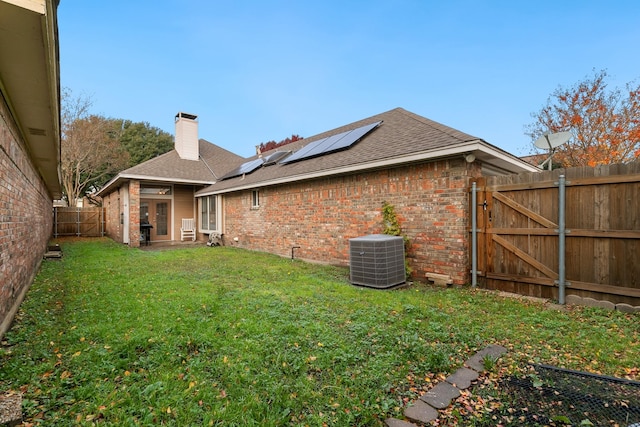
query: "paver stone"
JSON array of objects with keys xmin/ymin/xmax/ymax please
[
  {"xmin": 404, "ymin": 399, "xmax": 438, "ymax": 424},
  {"xmin": 419, "ymin": 381, "xmax": 460, "ymax": 409},
  {"xmin": 446, "ymin": 367, "xmax": 479, "ymax": 390}
]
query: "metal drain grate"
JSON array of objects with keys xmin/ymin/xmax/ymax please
[{"xmin": 500, "ymin": 364, "xmax": 640, "ymax": 426}]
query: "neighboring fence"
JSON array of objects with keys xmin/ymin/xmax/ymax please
[
  {"xmin": 471, "ymin": 162, "xmax": 640, "ymax": 306},
  {"xmin": 53, "ymin": 207, "xmax": 105, "ymax": 237}
]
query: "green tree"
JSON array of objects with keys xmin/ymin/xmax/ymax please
[{"xmin": 117, "ymin": 120, "xmax": 174, "ymax": 166}]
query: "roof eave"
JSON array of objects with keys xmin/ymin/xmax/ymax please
[
  {"xmin": 96, "ymin": 173, "xmax": 216, "ymax": 197},
  {"xmin": 0, "ymin": 0, "xmax": 61, "ymax": 198},
  {"xmin": 196, "ymin": 140, "xmax": 539, "ymax": 197}
]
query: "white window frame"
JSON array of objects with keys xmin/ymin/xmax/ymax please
[
  {"xmin": 198, "ymin": 195, "xmax": 221, "ymax": 233},
  {"xmin": 251, "ymin": 189, "xmax": 260, "ymax": 209}
]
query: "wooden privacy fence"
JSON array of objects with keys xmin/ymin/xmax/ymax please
[
  {"xmin": 470, "ymin": 162, "xmax": 640, "ymax": 306},
  {"xmin": 53, "ymin": 207, "xmax": 105, "ymax": 237}
]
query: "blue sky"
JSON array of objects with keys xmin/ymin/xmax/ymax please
[{"xmin": 58, "ymin": 1, "xmax": 640, "ymax": 158}]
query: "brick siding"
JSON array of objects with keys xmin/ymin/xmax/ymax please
[
  {"xmin": 0, "ymin": 94, "xmax": 54, "ymax": 337},
  {"xmin": 223, "ymin": 158, "xmax": 478, "ymax": 285},
  {"xmin": 103, "ymin": 187, "xmax": 124, "ymax": 244},
  {"xmin": 103, "ymin": 180, "xmax": 141, "ymax": 247}
]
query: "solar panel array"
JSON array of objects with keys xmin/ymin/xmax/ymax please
[
  {"xmin": 280, "ymin": 121, "xmax": 381, "ymax": 164},
  {"xmin": 219, "ymin": 121, "xmax": 382, "ymax": 180},
  {"xmin": 220, "ymin": 158, "xmax": 264, "ymax": 180},
  {"xmin": 262, "ymin": 150, "xmax": 291, "ymax": 166}
]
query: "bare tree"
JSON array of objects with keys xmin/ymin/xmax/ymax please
[{"xmin": 60, "ymin": 88, "xmax": 129, "ymax": 205}]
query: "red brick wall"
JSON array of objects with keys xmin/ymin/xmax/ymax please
[
  {"xmin": 103, "ymin": 186, "xmax": 124, "ymax": 244},
  {"xmin": 0, "ymin": 93, "xmax": 54, "ymax": 337},
  {"xmin": 223, "ymin": 159, "xmax": 478, "ymax": 285},
  {"xmin": 103, "ymin": 180, "xmax": 141, "ymax": 247}
]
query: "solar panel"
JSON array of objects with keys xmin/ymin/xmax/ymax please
[
  {"xmin": 220, "ymin": 158, "xmax": 264, "ymax": 180},
  {"xmin": 302, "ymin": 132, "xmax": 349, "ymax": 158},
  {"xmin": 262, "ymin": 150, "xmax": 291, "ymax": 166},
  {"xmin": 279, "ymin": 137, "xmax": 329, "ymax": 163},
  {"xmin": 325, "ymin": 121, "xmax": 381, "ymax": 152},
  {"xmin": 280, "ymin": 121, "xmax": 381, "ymax": 164}
]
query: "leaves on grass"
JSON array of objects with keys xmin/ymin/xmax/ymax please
[{"xmin": 2, "ymin": 239, "xmax": 638, "ymax": 425}]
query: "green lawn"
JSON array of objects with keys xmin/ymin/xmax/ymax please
[{"xmin": 0, "ymin": 238, "xmax": 637, "ymax": 426}]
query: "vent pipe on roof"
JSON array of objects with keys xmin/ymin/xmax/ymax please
[{"xmin": 175, "ymin": 112, "xmax": 199, "ymax": 161}]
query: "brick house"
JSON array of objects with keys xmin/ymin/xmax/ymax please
[
  {"xmin": 196, "ymin": 108, "xmax": 538, "ymax": 284},
  {"xmin": 97, "ymin": 113, "xmax": 243, "ymax": 246},
  {"xmin": 100, "ymin": 108, "xmax": 537, "ymax": 284},
  {"xmin": 0, "ymin": 0, "xmax": 61, "ymax": 337}
]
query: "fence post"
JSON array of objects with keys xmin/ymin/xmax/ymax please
[
  {"xmin": 76, "ymin": 207, "xmax": 81, "ymax": 236},
  {"xmin": 471, "ymin": 181, "xmax": 478, "ymax": 288},
  {"xmin": 557, "ymin": 175, "xmax": 566, "ymax": 304}
]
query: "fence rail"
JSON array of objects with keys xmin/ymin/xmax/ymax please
[
  {"xmin": 471, "ymin": 162, "xmax": 640, "ymax": 306},
  {"xmin": 53, "ymin": 207, "xmax": 105, "ymax": 237}
]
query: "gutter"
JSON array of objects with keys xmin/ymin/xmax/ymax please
[
  {"xmin": 196, "ymin": 140, "xmax": 538, "ymax": 197},
  {"xmin": 96, "ymin": 173, "xmax": 216, "ymax": 197}
]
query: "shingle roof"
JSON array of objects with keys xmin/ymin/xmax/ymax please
[
  {"xmin": 100, "ymin": 107, "xmax": 537, "ymax": 198},
  {"xmin": 196, "ymin": 107, "xmax": 486, "ymax": 195},
  {"xmin": 117, "ymin": 139, "xmax": 243, "ymax": 182},
  {"xmin": 97, "ymin": 139, "xmax": 244, "ymax": 196}
]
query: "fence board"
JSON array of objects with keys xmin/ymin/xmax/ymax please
[
  {"xmin": 54, "ymin": 207, "xmax": 105, "ymax": 237},
  {"xmin": 473, "ymin": 162, "xmax": 640, "ymax": 306}
]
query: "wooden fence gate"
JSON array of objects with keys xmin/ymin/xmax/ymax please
[
  {"xmin": 53, "ymin": 207, "xmax": 105, "ymax": 237},
  {"xmin": 471, "ymin": 162, "xmax": 640, "ymax": 306}
]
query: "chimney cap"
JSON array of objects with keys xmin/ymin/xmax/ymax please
[{"xmin": 176, "ymin": 112, "xmax": 198, "ymax": 121}]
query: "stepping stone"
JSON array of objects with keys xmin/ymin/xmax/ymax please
[
  {"xmin": 464, "ymin": 344, "xmax": 507, "ymax": 372},
  {"xmin": 385, "ymin": 418, "xmax": 418, "ymax": 427},
  {"xmin": 404, "ymin": 399, "xmax": 438, "ymax": 424},
  {"xmin": 419, "ymin": 381, "xmax": 460, "ymax": 409},
  {"xmin": 445, "ymin": 367, "xmax": 479, "ymax": 390},
  {"xmin": 44, "ymin": 250, "xmax": 63, "ymax": 259}
]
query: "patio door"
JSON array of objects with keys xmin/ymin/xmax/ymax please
[{"xmin": 141, "ymin": 199, "xmax": 172, "ymax": 242}]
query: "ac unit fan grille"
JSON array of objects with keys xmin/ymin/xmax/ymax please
[{"xmin": 349, "ymin": 234, "xmax": 405, "ymax": 288}]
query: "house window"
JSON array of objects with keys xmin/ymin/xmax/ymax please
[
  {"xmin": 251, "ymin": 190, "xmax": 260, "ymax": 208},
  {"xmin": 140, "ymin": 186, "xmax": 172, "ymax": 195},
  {"xmin": 199, "ymin": 195, "xmax": 219, "ymax": 232}
]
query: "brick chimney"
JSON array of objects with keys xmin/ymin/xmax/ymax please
[{"xmin": 174, "ymin": 112, "xmax": 199, "ymax": 160}]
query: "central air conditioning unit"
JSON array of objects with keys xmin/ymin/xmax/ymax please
[{"xmin": 349, "ymin": 234, "xmax": 406, "ymax": 288}]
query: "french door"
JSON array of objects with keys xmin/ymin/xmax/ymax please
[{"xmin": 140, "ymin": 199, "xmax": 171, "ymax": 242}]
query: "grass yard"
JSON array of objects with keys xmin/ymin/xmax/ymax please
[{"xmin": 0, "ymin": 238, "xmax": 638, "ymax": 426}]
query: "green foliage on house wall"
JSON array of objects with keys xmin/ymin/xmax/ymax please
[{"xmin": 381, "ymin": 201, "xmax": 412, "ymax": 278}]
